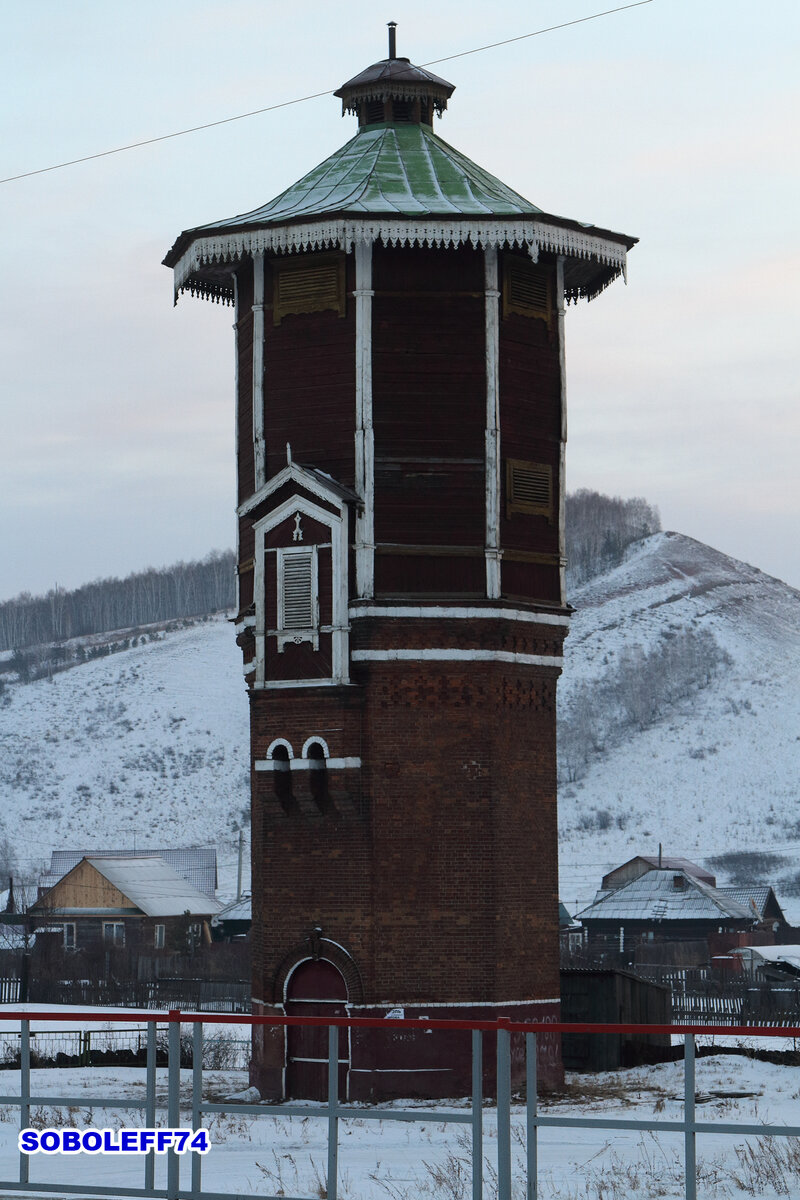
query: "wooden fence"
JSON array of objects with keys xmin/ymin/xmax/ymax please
[{"xmin": 27, "ymin": 977, "xmax": 251, "ymax": 1012}]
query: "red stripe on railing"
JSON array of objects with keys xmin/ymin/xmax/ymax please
[{"xmin": 2, "ymin": 1010, "xmax": 800, "ymax": 1038}]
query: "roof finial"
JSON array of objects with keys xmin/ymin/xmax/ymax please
[{"xmin": 387, "ymin": 21, "xmax": 397, "ymax": 60}]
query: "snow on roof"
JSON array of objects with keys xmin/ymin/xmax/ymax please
[
  {"xmin": 84, "ymin": 857, "xmax": 222, "ymax": 917},
  {"xmin": 578, "ymin": 869, "xmax": 754, "ymax": 923},
  {"xmin": 603, "ymin": 856, "xmax": 715, "ymax": 888},
  {"xmin": 731, "ymin": 945, "xmax": 800, "ymax": 969},
  {"xmin": 638, "ymin": 856, "xmax": 716, "ymax": 884},
  {"xmin": 43, "ymin": 848, "xmax": 217, "ymax": 898},
  {"xmin": 211, "ymin": 895, "xmax": 251, "ymax": 926}
]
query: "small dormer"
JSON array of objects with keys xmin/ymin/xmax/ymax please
[{"xmin": 334, "ymin": 23, "xmax": 455, "ymax": 128}]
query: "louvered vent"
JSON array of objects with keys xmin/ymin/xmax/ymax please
[
  {"xmin": 281, "ymin": 551, "xmax": 315, "ymax": 629},
  {"xmin": 502, "ymin": 256, "xmax": 552, "ymax": 323},
  {"xmin": 273, "ymin": 254, "xmax": 345, "ymax": 324},
  {"xmin": 506, "ymin": 460, "xmax": 553, "ymax": 519}
]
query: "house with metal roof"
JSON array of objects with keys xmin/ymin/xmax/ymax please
[
  {"xmin": 31, "ymin": 855, "xmax": 222, "ymax": 956},
  {"xmin": 601, "ymin": 855, "xmax": 716, "ymax": 891},
  {"xmin": 577, "ymin": 868, "xmax": 758, "ymax": 957},
  {"xmin": 41, "ymin": 847, "xmax": 217, "ymax": 899}
]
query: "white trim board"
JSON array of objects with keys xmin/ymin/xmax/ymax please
[
  {"xmin": 255, "ymin": 756, "xmax": 361, "ymax": 772},
  {"xmin": 349, "ymin": 605, "xmax": 569, "ymax": 627},
  {"xmin": 351, "ymin": 649, "xmax": 563, "ymax": 667}
]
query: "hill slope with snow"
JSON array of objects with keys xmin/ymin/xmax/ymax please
[
  {"xmin": 3, "ymin": 533, "xmax": 798, "ymax": 918},
  {"xmin": 0, "ymin": 615, "xmax": 250, "ymax": 899},
  {"xmin": 559, "ymin": 532, "xmax": 800, "ymax": 920}
]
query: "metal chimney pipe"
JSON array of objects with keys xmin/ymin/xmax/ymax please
[{"xmin": 388, "ymin": 21, "xmax": 397, "ymax": 59}]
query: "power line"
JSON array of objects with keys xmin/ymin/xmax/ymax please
[
  {"xmin": 422, "ymin": 1, "xmax": 653, "ymax": 67},
  {"xmin": 0, "ymin": 1, "xmax": 653, "ymax": 187}
]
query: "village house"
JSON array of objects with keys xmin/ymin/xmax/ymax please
[
  {"xmin": 30, "ymin": 855, "xmax": 222, "ymax": 955},
  {"xmin": 577, "ymin": 859, "xmax": 789, "ymax": 965},
  {"xmin": 39, "ymin": 847, "xmax": 218, "ymax": 899}
]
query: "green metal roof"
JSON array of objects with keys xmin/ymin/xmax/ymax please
[
  {"xmin": 168, "ymin": 123, "xmax": 543, "ymax": 259},
  {"xmin": 164, "ymin": 120, "xmax": 636, "ymax": 304}
]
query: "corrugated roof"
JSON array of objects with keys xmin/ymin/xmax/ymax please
[
  {"xmin": 716, "ymin": 886, "xmax": 781, "ymax": 922},
  {"xmin": 602, "ymin": 856, "xmax": 715, "ymax": 889},
  {"xmin": 578, "ymin": 870, "xmax": 755, "ymax": 924},
  {"xmin": 44, "ymin": 848, "xmax": 217, "ymax": 898},
  {"xmin": 85, "ymin": 857, "xmax": 222, "ymax": 917}
]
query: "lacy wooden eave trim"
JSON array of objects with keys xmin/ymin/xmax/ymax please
[{"xmin": 171, "ymin": 217, "xmax": 630, "ymax": 306}]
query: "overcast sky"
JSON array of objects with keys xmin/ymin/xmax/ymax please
[{"xmin": 2, "ymin": 0, "xmax": 798, "ymax": 601}]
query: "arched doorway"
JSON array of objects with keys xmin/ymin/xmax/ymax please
[{"xmin": 285, "ymin": 959, "xmax": 349, "ymax": 1099}]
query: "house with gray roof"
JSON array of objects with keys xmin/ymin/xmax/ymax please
[
  {"xmin": 31, "ymin": 855, "xmax": 222, "ymax": 956},
  {"xmin": 577, "ymin": 868, "xmax": 759, "ymax": 957},
  {"xmin": 41, "ymin": 848, "xmax": 217, "ymax": 899}
]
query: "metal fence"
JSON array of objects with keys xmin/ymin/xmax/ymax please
[{"xmin": 1, "ymin": 1010, "xmax": 800, "ymax": 1200}]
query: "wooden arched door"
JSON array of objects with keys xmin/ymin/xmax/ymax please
[{"xmin": 285, "ymin": 959, "xmax": 349, "ymax": 1100}]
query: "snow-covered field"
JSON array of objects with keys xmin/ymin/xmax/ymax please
[{"xmin": 1, "ymin": 1048, "xmax": 800, "ymax": 1198}]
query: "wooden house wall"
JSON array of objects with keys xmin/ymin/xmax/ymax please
[
  {"xmin": 38, "ymin": 860, "xmax": 136, "ymax": 914},
  {"xmin": 372, "ymin": 245, "xmax": 486, "ymax": 597},
  {"xmin": 498, "ymin": 254, "xmax": 562, "ymax": 605},
  {"xmin": 235, "ymin": 266, "xmax": 255, "ymax": 506},
  {"xmin": 37, "ymin": 914, "xmax": 208, "ymax": 955},
  {"xmin": 262, "ymin": 254, "xmax": 356, "ymax": 487}
]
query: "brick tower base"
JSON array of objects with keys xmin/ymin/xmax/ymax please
[{"xmin": 251, "ymin": 999, "xmax": 563, "ymax": 1101}]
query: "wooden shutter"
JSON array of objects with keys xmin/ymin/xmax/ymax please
[
  {"xmin": 273, "ymin": 254, "xmax": 345, "ymax": 324},
  {"xmin": 281, "ymin": 551, "xmax": 315, "ymax": 629},
  {"xmin": 502, "ymin": 255, "xmax": 552, "ymax": 324},
  {"xmin": 506, "ymin": 460, "xmax": 553, "ymax": 519}
]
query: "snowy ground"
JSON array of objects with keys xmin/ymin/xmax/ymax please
[
  {"xmin": 1, "ymin": 1055, "xmax": 800, "ymax": 1198},
  {"xmin": 1, "ymin": 1015, "xmax": 800, "ymax": 1198}
]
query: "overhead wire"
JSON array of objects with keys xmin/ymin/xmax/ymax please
[{"xmin": 0, "ymin": 1, "xmax": 653, "ymax": 186}]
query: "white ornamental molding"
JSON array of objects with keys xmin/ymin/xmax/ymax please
[{"xmin": 173, "ymin": 218, "xmax": 628, "ymax": 301}]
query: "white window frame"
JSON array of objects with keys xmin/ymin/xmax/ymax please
[
  {"xmin": 154, "ymin": 924, "xmax": 166, "ymax": 950},
  {"xmin": 102, "ymin": 921, "xmax": 125, "ymax": 947},
  {"xmin": 63, "ymin": 923, "xmax": 76, "ymax": 951},
  {"xmin": 276, "ymin": 545, "xmax": 319, "ymax": 651},
  {"xmin": 248, "ymin": 470, "xmax": 351, "ymax": 688}
]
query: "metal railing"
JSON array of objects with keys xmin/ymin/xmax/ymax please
[{"xmin": 1, "ymin": 1010, "xmax": 800, "ymax": 1200}]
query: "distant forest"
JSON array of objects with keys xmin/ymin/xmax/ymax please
[
  {"xmin": 565, "ymin": 489, "xmax": 661, "ymax": 589},
  {"xmin": 0, "ymin": 551, "xmax": 235, "ymax": 654},
  {"xmin": 0, "ymin": 489, "xmax": 661, "ymax": 654}
]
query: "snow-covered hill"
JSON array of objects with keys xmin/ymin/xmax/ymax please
[
  {"xmin": 3, "ymin": 533, "xmax": 799, "ymax": 919},
  {"xmin": 0, "ymin": 615, "xmax": 250, "ymax": 901},
  {"xmin": 559, "ymin": 532, "xmax": 800, "ymax": 922}
]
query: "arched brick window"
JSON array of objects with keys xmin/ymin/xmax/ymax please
[
  {"xmin": 306, "ymin": 741, "xmax": 331, "ymax": 814},
  {"xmin": 270, "ymin": 744, "xmax": 295, "ymax": 814}
]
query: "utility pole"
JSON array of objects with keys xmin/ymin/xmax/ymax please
[{"xmin": 236, "ymin": 829, "xmax": 244, "ymax": 902}]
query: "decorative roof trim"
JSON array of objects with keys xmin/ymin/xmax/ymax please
[{"xmin": 173, "ymin": 218, "xmax": 628, "ymax": 306}]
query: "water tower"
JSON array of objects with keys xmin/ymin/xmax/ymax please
[{"xmin": 164, "ymin": 28, "xmax": 635, "ymax": 1099}]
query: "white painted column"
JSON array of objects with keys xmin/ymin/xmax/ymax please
[
  {"xmin": 354, "ymin": 240, "xmax": 375, "ymax": 598},
  {"xmin": 232, "ymin": 275, "xmax": 241, "ymax": 615},
  {"xmin": 252, "ymin": 253, "xmax": 266, "ymax": 491},
  {"xmin": 253, "ymin": 526, "xmax": 266, "ymax": 685},
  {"xmin": 556, "ymin": 257, "xmax": 568, "ymax": 607},
  {"xmin": 484, "ymin": 247, "xmax": 502, "ymax": 599}
]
